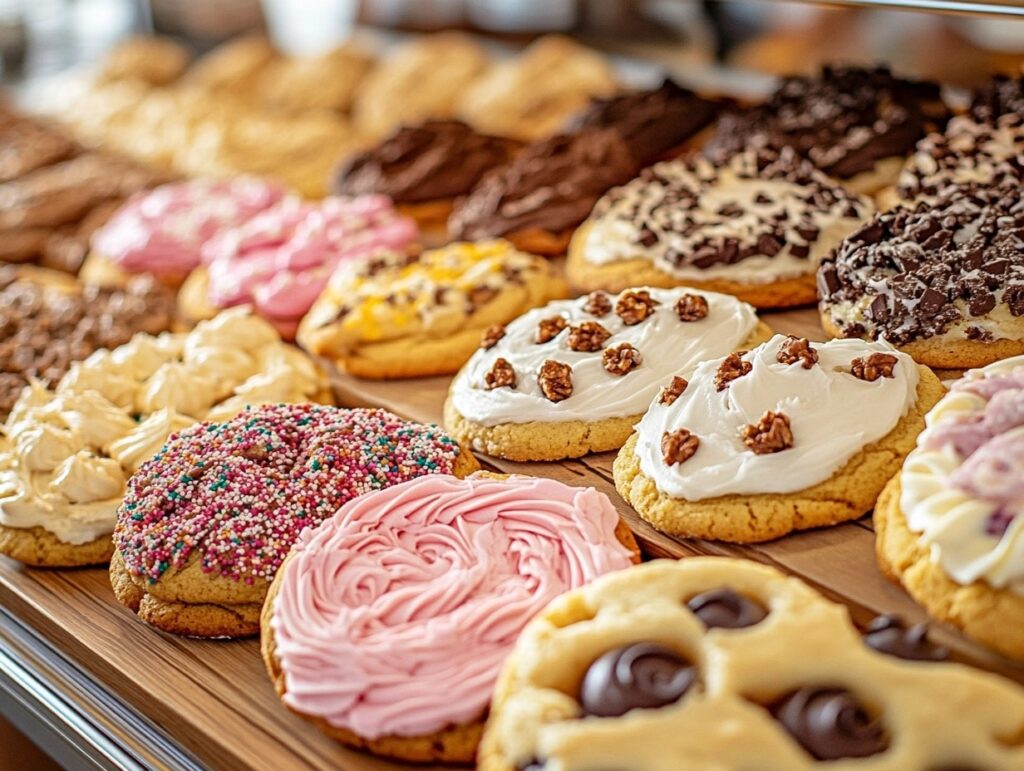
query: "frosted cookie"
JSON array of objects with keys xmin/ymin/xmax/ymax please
[
  {"xmin": 704, "ymin": 66, "xmax": 950, "ymax": 195},
  {"xmin": 876, "ymin": 356, "xmax": 1024, "ymax": 660},
  {"xmin": 614, "ymin": 335, "xmax": 944, "ymax": 542},
  {"xmin": 111, "ymin": 405, "xmax": 478, "ymax": 638},
  {"xmin": 82, "ymin": 178, "xmax": 286, "ymax": 289},
  {"xmin": 819, "ymin": 181, "xmax": 1024, "ymax": 370},
  {"xmin": 445, "ymin": 287, "xmax": 770, "ymax": 461},
  {"xmin": 298, "ymin": 240, "xmax": 567, "ymax": 379},
  {"xmin": 0, "ymin": 308, "xmax": 329, "ymax": 567},
  {"xmin": 262, "ymin": 473, "xmax": 638, "ymax": 762},
  {"xmin": 479, "ymin": 557, "xmax": 1024, "ymax": 771},
  {"xmin": 178, "ymin": 195, "xmax": 418, "ymax": 340},
  {"xmin": 567, "ymin": 148, "xmax": 874, "ymax": 308},
  {"xmin": 458, "ymin": 35, "xmax": 616, "ymax": 142}
]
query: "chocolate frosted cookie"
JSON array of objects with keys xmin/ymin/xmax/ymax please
[
  {"xmin": 479, "ymin": 558, "xmax": 1024, "ymax": 771},
  {"xmin": 705, "ymin": 66, "xmax": 949, "ymax": 194},
  {"xmin": 567, "ymin": 148, "xmax": 873, "ymax": 308},
  {"xmin": 969, "ymin": 74, "xmax": 1024, "ymax": 123},
  {"xmin": 819, "ymin": 181, "xmax": 1024, "ymax": 369}
]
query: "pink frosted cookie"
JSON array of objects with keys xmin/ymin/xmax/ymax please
[
  {"xmin": 262, "ymin": 473, "xmax": 639, "ymax": 763},
  {"xmin": 85, "ymin": 177, "xmax": 285, "ymax": 287},
  {"xmin": 181, "ymin": 194, "xmax": 418, "ymax": 338}
]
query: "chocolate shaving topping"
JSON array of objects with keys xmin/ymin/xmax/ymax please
[
  {"xmin": 863, "ymin": 614, "xmax": 948, "ymax": 662},
  {"xmin": 714, "ymin": 352, "xmax": 752, "ymax": 391},
  {"xmin": 537, "ymin": 360, "xmax": 572, "ymax": 402},
  {"xmin": 687, "ymin": 588, "xmax": 767, "ymax": 630},
  {"xmin": 850, "ymin": 353, "xmax": 898, "ymax": 381},
  {"xmin": 480, "ymin": 324, "xmax": 505, "ymax": 350},
  {"xmin": 534, "ymin": 316, "xmax": 567, "ymax": 344},
  {"xmin": 579, "ymin": 643, "xmax": 697, "ymax": 718},
  {"xmin": 776, "ymin": 336, "xmax": 819, "ymax": 369},
  {"xmin": 741, "ymin": 411, "xmax": 794, "ymax": 454},
  {"xmin": 774, "ymin": 688, "xmax": 888, "ymax": 760},
  {"xmin": 567, "ymin": 321, "xmax": 610, "ymax": 352},
  {"xmin": 662, "ymin": 428, "xmax": 700, "ymax": 465},
  {"xmin": 584, "ymin": 291, "xmax": 612, "ymax": 317},
  {"xmin": 615, "ymin": 290, "xmax": 658, "ymax": 325},
  {"xmin": 675, "ymin": 293, "xmax": 709, "ymax": 322},
  {"xmin": 602, "ymin": 342, "xmax": 642, "ymax": 376},
  {"xmin": 485, "ymin": 358, "xmax": 516, "ymax": 390},
  {"xmin": 659, "ymin": 376, "xmax": 688, "ymax": 405}
]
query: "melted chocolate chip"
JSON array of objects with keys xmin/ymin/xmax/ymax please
[
  {"xmin": 863, "ymin": 615, "xmax": 948, "ymax": 662},
  {"xmin": 774, "ymin": 687, "xmax": 887, "ymax": 761},
  {"xmin": 687, "ymin": 588, "xmax": 767, "ymax": 630},
  {"xmin": 579, "ymin": 644, "xmax": 696, "ymax": 717}
]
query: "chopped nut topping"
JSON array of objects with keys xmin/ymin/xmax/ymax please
[
  {"xmin": 584, "ymin": 291, "xmax": 612, "ymax": 317},
  {"xmin": 535, "ymin": 315, "xmax": 568, "ymax": 344},
  {"xmin": 662, "ymin": 429, "xmax": 700, "ymax": 465},
  {"xmin": 468, "ymin": 285, "xmax": 498, "ymax": 310},
  {"xmin": 567, "ymin": 321, "xmax": 611, "ymax": 352},
  {"xmin": 480, "ymin": 324, "xmax": 506, "ymax": 350},
  {"xmin": 776, "ymin": 336, "xmax": 819, "ymax": 369},
  {"xmin": 659, "ymin": 376, "xmax": 689, "ymax": 405},
  {"xmin": 485, "ymin": 358, "xmax": 516, "ymax": 390},
  {"xmin": 602, "ymin": 343, "xmax": 643, "ymax": 376},
  {"xmin": 850, "ymin": 352, "xmax": 899, "ymax": 381},
  {"xmin": 675, "ymin": 294, "xmax": 709, "ymax": 322},
  {"xmin": 740, "ymin": 411, "xmax": 793, "ymax": 454},
  {"xmin": 538, "ymin": 360, "xmax": 573, "ymax": 402},
  {"xmin": 714, "ymin": 352, "xmax": 752, "ymax": 391},
  {"xmin": 615, "ymin": 290, "xmax": 659, "ymax": 325}
]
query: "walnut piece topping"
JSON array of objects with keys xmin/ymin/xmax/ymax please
[
  {"xmin": 485, "ymin": 358, "xmax": 516, "ymax": 390},
  {"xmin": 567, "ymin": 321, "xmax": 611, "ymax": 352},
  {"xmin": 662, "ymin": 429, "xmax": 700, "ymax": 465},
  {"xmin": 535, "ymin": 315, "xmax": 568, "ymax": 344},
  {"xmin": 538, "ymin": 360, "xmax": 573, "ymax": 402},
  {"xmin": 584, "ymin": 291, "xmax": 612, "ymax": 317},
  {"xmin": 468, "ymin": 285, "xmax": 499, "ymax": 310},
  {"xmin": 776, "ymin": 336, "xmax": 819, "ymax": 369},
  {"xmin": 851, "ymin": 352, "xmax": 899, "ymax": 381},
  {"xmin": 480, "ymin": 324, "xmax": 506, "ymax": 350},
  {"xmin": 740, "ymin": 411, "xmax": 793, "ymax": 454},
  {"xmin": 615, "ymin": 290, "xmax": 659, "ymax": 325},
  {"xmin": 602, "ymin": 343, "xmax": 643, "ymax": 376},
  {"xmin": 675, "ymin": 294, "xmax": 709, "ymax": 322},
  {"xmin": 714, "ymin": 352, "xmax": 752, "ymax": 391},
  {"xmin": 659, "ymin": 376, "xmax": 689, "ymax": 405}
]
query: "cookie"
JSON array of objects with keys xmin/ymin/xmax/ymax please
[
  {"xmin": 82, "ymin": 177, "xmax": 286, "ymax": 289},
  {"xmin": 111, "ymin": 405, "xmax": 479, "ymax": 638},
  {"xmin": 96, "ymin": 35, "xmax": 191, "ymax": 87},
  {"xmin": 875, "ymin": 355, "xmax": 1024, "ymax": 660},
  {"xmin": 479, "ymin": 557, "xmax": 1024, "ymax": 771},
  {"xmin": 178, "ymin": 194, "xmax": 418, "ymax": 340},
  {"xmin": 261, "ymin": 473, "xmax": 638, "ymax": 762},
  {"xmin": 566, "ymin": 148, "xmax": 874, "ymax": 308},
  {"xmin": 819, "ymin": 180, "xmax": 1024, "ymax": 370},
  {"xmin": 969, "ymin": 73, "xmax": 1024, "ymax": 124},
  {"xmin": 614, "ymin": 335, "xmax": 944, "ymax": 542},
  {"xmin": 445, "ymin": 287, "xmax": 770, "ymax": 461},
  {"xmin": 181, "ymin": 34, "xmax": 278, "ymax": 93},
  {"xmin": 0, "ymin": 308, "xmax": 329, "ymax": 567},
  {"xmin": 253, "ymin": 43, "xmax": 373, "ymax": 114},
  {"xmin": 298, "ymin": 240, "xmax": 567, "ymax": 379},
  {"xmin": 704, "ymin": 65, "xmax": 950, "ymax": 195}
]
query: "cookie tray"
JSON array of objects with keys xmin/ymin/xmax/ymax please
[{"xmin": 0, "ymin": 306, "xmax": 1021, "ymax": 770}]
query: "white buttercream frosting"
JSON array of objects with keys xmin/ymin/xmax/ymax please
[
  {"xmin": 634, "ymin": 335, "xmax": 919, "ymax": 501},
  {"xmin": 450, "ymin": 287, "xmax": 760, "ymax": 425}
]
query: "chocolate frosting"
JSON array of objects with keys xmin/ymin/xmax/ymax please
[
  {"xmin": 775, "ymin": 687, "xmax": 888, "ymax": 760},
  {"xmin": 705, "ymin": 66, "xmax": 948, "ymax": 179},
  {"xmin": 579, "ymin": 643, "xmax": 696, "ymax": 718},
  {"xmin": 448, "ymin": 128, "xmax": 639, "ymax": 239},
  {"xmin": 863, "ymin": 614, "xmax": 948, "ymax": 662},
  {"xmin": 970, "ymin": 75, "xmax": 1024, "ymax": 123},
  {"xmin": 333, "ymin": 120, "xmax": 518, "ymax": 204},
  {"xmin": 687, "ymin": 588, "xmax": 767, "ymax": 630},
  {"xmin": 570, "ymin": 79, "xmax": 721, "ymax": 166}
]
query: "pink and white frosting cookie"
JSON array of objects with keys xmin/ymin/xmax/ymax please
[
  {"xmin": 91, "ymin": 178, "xmax": 286, "ymax": 278},
  {"xmin": 201, "ymin": 195, "xmax": 418, "ymax": 336},
  {"xmin": 266, "ymin": 473, "xmax": 636, "ymax": 756}
]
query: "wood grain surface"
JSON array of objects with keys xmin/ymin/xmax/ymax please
[{"xmin": 0, "ymin": 307, "xmax": 1021, "ymax": 771}]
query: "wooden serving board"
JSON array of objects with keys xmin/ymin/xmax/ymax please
[{"xmin": 0, "ymin": 307, "xmax": 1021, "ymax": 771}]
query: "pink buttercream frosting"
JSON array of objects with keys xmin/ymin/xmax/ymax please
[
  {"xmin": 270, "ymin": 474, "xmax": 634, "ymax": 740},
  {"xmin": 202, "ymin": 194, "xmax": 418, "ymax": 330},
  {"xmin": 91, "ymin": 178, "xmax": 286, "ymax": 277}
]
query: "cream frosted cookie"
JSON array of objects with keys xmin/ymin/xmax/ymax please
[
  {"xmin": 876, "ymin": 355, "xmax": 1024, "ymax": 660},
  {"xmin": 819, "ymin": 181, "xmax": 1024, "ymax": 370},
  {"xmin": 614, "ymin": 335, "xmax": 944, "ymax": 542},
  {"xmin": 445, "ymin": 287, "xmax": 770, "ymax": 461},
  {"xmin": 0, "ymin": 308, "xmax": 330, "ymax": 567},
  {"xmin": 566, "ymin": 148, "xmax": 874, "ymax": 309},
  {"xmin": 479, "ymin": 557, "xmax": 1024, "ymax": 771},
  {"xmin": 262, "ymin": 473, "xmax": 638, "ymax": 762},
  {"xmin": 298, "ymin": 240, "xmax": 567, "ymax": 379}
]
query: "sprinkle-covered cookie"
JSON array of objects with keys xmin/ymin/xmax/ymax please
[
  {"xmin": 110, "ymin": 404, "xmax": 479, "ymax": 638},
  {"xmin": 479, "ymin": 558, "xmax": 1024, "ymax": 771}
]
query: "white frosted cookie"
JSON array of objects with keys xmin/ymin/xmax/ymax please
[
  {"xmin": 445, "ymin": 287, "xmax": 769, "ymax": 461},
  {"xmin": 876, "ymin": 355, "xmax": 1024, "ymax": 660},
  {"xmin": 566, "ymin": 148, "xmax": 874, "ymax": 309},
  {"xmin": 614, "ymin": 335, "xmax": 945, "ymax": 542},
  {"xmin": 479, "ymin": 558, "xmax": 1024, "ymax": 771}
]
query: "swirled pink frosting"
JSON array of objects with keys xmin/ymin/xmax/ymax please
[
  {"xmin": 201, "ymin": 194, "xmax": 418, "ymax": 333},
  {"xmin": 91, "ymin": 178, "xmax": 286, "ymax": 277},
  {"xmin": 271, "ymin": 474, "xmax": 634, "ymax": 740}
]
